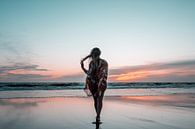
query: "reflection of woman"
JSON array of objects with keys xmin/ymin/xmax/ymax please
[{"xmin": 80, "ymin": 47, "xmax": 108, "ymax": 123}]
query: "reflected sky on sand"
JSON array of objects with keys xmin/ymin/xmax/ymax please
[
  {"xmin": 0, "ymin": 98, "xmax": 96, "ymax": 129},
  {"xmin": 0, "ymin": 96, "xmax": 195, "ymax": 129},
  {"xmin": 0, "ymin": 99, "xmax": 39, "ymax": 108}
]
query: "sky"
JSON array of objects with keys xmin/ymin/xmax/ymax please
[{"xmin": 0, "ymin": 0, "xmax": 195, "ymax": 82}]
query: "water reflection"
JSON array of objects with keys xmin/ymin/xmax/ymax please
[
  {"xmin": 95, "ymin": 122, "xmax": 101, "ymax": 129},
  {"xmin": 0, "ymin": 99, "xmax": 39, "ymax": 108},
  {"xmin": 0, "ymin": 97, "xmax": 96, "ymax": 129}
]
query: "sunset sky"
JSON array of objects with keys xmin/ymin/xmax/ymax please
[{"xmin": 0, "ymin": 0, "xmax": 195, "ymax": 82}]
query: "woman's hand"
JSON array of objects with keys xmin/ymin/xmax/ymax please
[
  {"xmin": 83, "ymin": 55, "xmax": 91, "ymax": 61},
  {"xmin": 94, "ymin": 91, "xmax": 102, "ymax": 97},
  {"xmin": 94, "ymin": 92, "xmax": 99, "ymax": 97}
]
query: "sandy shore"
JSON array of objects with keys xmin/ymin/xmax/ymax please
[{"xmin": 0, "ymin": 93, "xmax": 195, "ymax": 129}]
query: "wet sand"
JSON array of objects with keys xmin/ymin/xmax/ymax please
[{"xmin": 0, "ymin": 93, "xmax": 195, "ymax": 129}]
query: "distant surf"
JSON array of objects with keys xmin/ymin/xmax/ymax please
[
  {"xmin": 0, "ymin": 82, "xmax": 195, "ymax": 98},
  {"xmin": 0, "ymin": 82, "xmax": 195, "ymax": 91}
]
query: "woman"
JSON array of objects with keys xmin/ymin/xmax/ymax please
[{"xmin": 80, "ymin": 47, "xmax": 108, "ymax": 123}]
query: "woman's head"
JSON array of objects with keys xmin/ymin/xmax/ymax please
[{"xmin": 90, "ymin": 47, "xmax": 101, "ymax": 59}]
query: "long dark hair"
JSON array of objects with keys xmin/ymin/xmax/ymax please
[
  {"xmin": 90, "ymin": 47, "xmax": 101, "ymax": 59},
  {"xmin": 89, "ymin": 47, "xmax": 101, "ymax": 68}
]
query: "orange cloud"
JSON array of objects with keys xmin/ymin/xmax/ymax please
[
  {"xmin": 108, "ymin": 60, "xmax": 195, "ymax": 82},
  {"xmin": 109, "ymin": 69, "xmax": 172, "ymax": 81},
  {"xmin": 1, "ymin": 60, "xmax": 195, "ymax": 82}
]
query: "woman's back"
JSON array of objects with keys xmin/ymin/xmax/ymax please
[{"xmin": 88, "ymin": 58, "xmax": 108, "ymax": 82}]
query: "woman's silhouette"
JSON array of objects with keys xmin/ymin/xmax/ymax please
[{"xmin": 80, "ymin": 47, "xmax": 108, "ymax": 123}]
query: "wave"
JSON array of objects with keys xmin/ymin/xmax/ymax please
[
  {"xmin": 0, "ymin": 88, "xmax": 195, "ymax": 99},
  {"xmin": 0, "ymin": 82, "xmax": 195, "ymax": 91}
]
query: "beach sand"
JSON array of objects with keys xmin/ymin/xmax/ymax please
[{"xmin": 0, "ymin": 93, "xmax": 195, "ymax": 129}]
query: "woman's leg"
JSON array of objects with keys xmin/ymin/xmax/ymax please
[
  {"xmin": 96, "ymin": 91, "xmax": 105, "ymax": 120},
  {"xmin": 93, "ymin": 95, "xmax": 98, "ymax": 114}
]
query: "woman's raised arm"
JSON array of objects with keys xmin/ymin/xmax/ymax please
[{"xmin": 80, "ymin": 55, "xmax": 91, "ymax": 74}]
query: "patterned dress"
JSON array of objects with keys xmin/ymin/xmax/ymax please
[{"xmin": 85, "ymin": 59, "xmax": 108, "ymax": 95}]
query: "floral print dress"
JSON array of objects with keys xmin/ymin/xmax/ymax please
[{"xmin": 85, "ymin": 59, "xmax": 108, "ymax": 95}]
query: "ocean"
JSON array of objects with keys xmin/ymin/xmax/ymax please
[
  {"xmin": 0, "ymin": 82, "xmax": 195, "ymax": 98},
  {"xmin": 0, "ymin": 82, "xmax": 195, "ymax": 91}
]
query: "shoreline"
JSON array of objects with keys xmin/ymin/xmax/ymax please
[{"xmin": 1, "ymin": 88, "xmax": 195, "ymax": 99}]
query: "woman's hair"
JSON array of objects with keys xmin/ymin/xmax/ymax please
[{"xmin": 90, "ymin": 47, "xmax": 101, "ymax": 58}]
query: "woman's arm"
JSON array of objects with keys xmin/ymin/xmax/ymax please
[{"xmin": 80, "ymin": 55, "xmax": 91, "ymax": 74}]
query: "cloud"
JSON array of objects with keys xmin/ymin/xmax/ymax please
[
  {"xmin": 53, "ymin": 73, "xmax": 85, "ymax": 82},
  {"xmin": 53, "ymin": 59, "xmax": 195, "ymax": 82},
  {"xmin": 0, "ymin": 33, "xmax": 50, "ymax": 82},
  {"xmin": 0, "ymin": 33, "xmax": 37, "ymax": 66},
  {"xmin": 1, "ymin": 59, "xmax": 195, "ymax": 82},
  {"xmin": 0, "ymin": 63, "xmax": 50, "ymax": 82},
  {"xmin": 0, "ymin": 73, "xmax": 50, "ymax": 82},
  {"xmin": 109, "ymin": 60, "xmax": 195, "ymax": 75},
  {"xmin": 0, "ymin": 63, "xmax": 48, "ymax": 74},
  {"xmin": 109, "ymin": 60, "xmax": 195, "ymax": 82}
]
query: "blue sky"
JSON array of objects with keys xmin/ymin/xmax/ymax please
[{"xmin": 0, "ymin": 0, "xmax": 195, "ymax": 82}]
